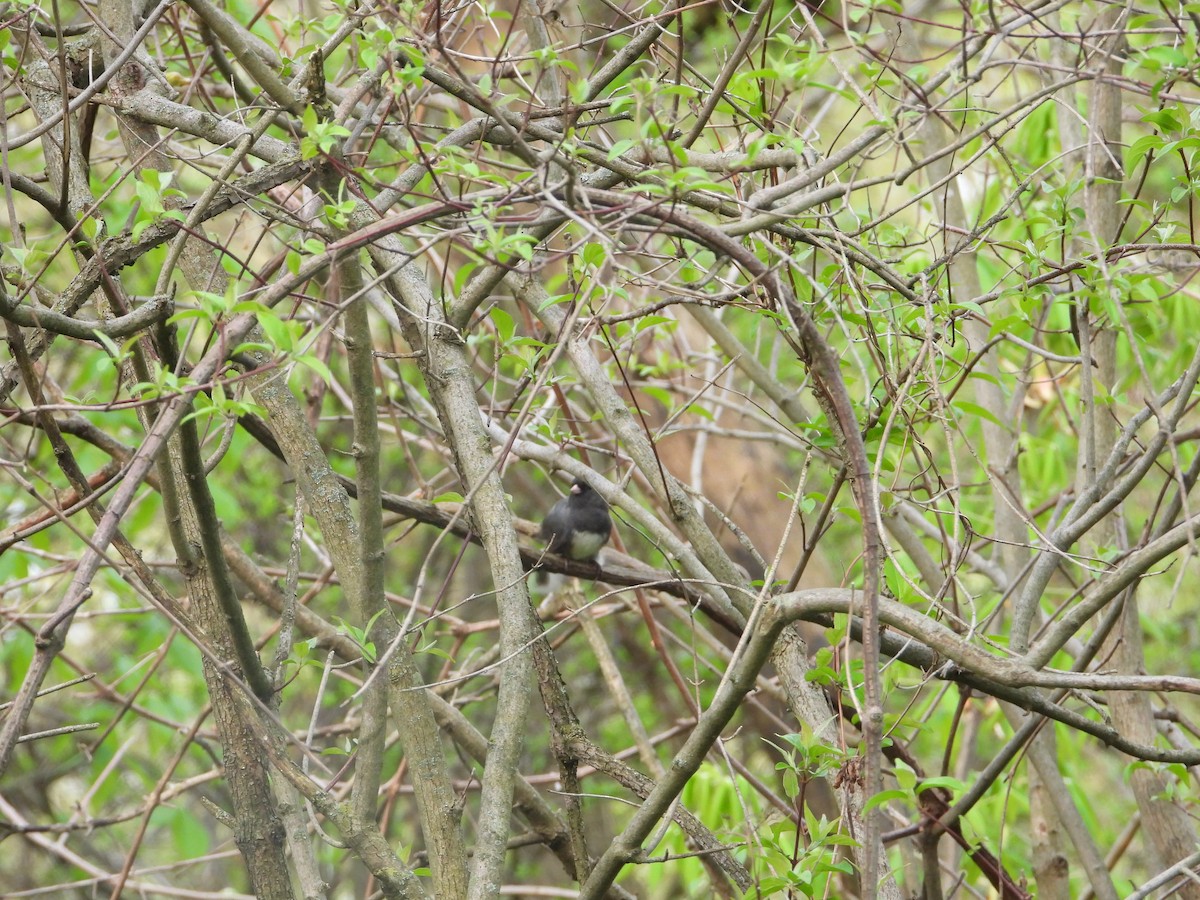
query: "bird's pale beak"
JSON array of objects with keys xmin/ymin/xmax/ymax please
[{"xmin": 570, "ymin": 483, "xmax": 582, "ymax": 494}]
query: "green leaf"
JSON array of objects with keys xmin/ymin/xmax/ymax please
[
  {"xmin": 951, "ymin": 399, "xmax": 1005, "ymax": 428},
  {"xmin": 918, "ymin": 775, "xmax": 965, "ymax": 793},
  {"xmin": 581, "ymin": 241, "xmax": 607, "ymax": 268},
  {"xmin": 295, "ymin": 354, "xmax": 333, "ymax": 384},
  {"xmin": 490, "ymin": 307, "xmax": 515, "ymax": 344},
  {"xmin": 862, "ymin": 788, "xmax": 908, "ymax": 814},
  {"xmin": 258, "ymin": 313, "xmax": 292, "ymax": 351},
  {"xmin": 606, "ymin": 139, "xmax": 635, "ymax": 161}
]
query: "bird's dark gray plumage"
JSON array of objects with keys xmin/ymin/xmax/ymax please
[{"xmin": 540, "ymin": 478, "xmax": 612, "ymax": 562}]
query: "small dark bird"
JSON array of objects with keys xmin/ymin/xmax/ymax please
[{"xmin": 540, "ymin": 478, "xmax": 612, "ymax": 562}]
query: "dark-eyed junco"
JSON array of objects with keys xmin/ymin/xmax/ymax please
[{"xmin": 540, "ymin": 478, "xmax": 612, "ymax": 562}]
